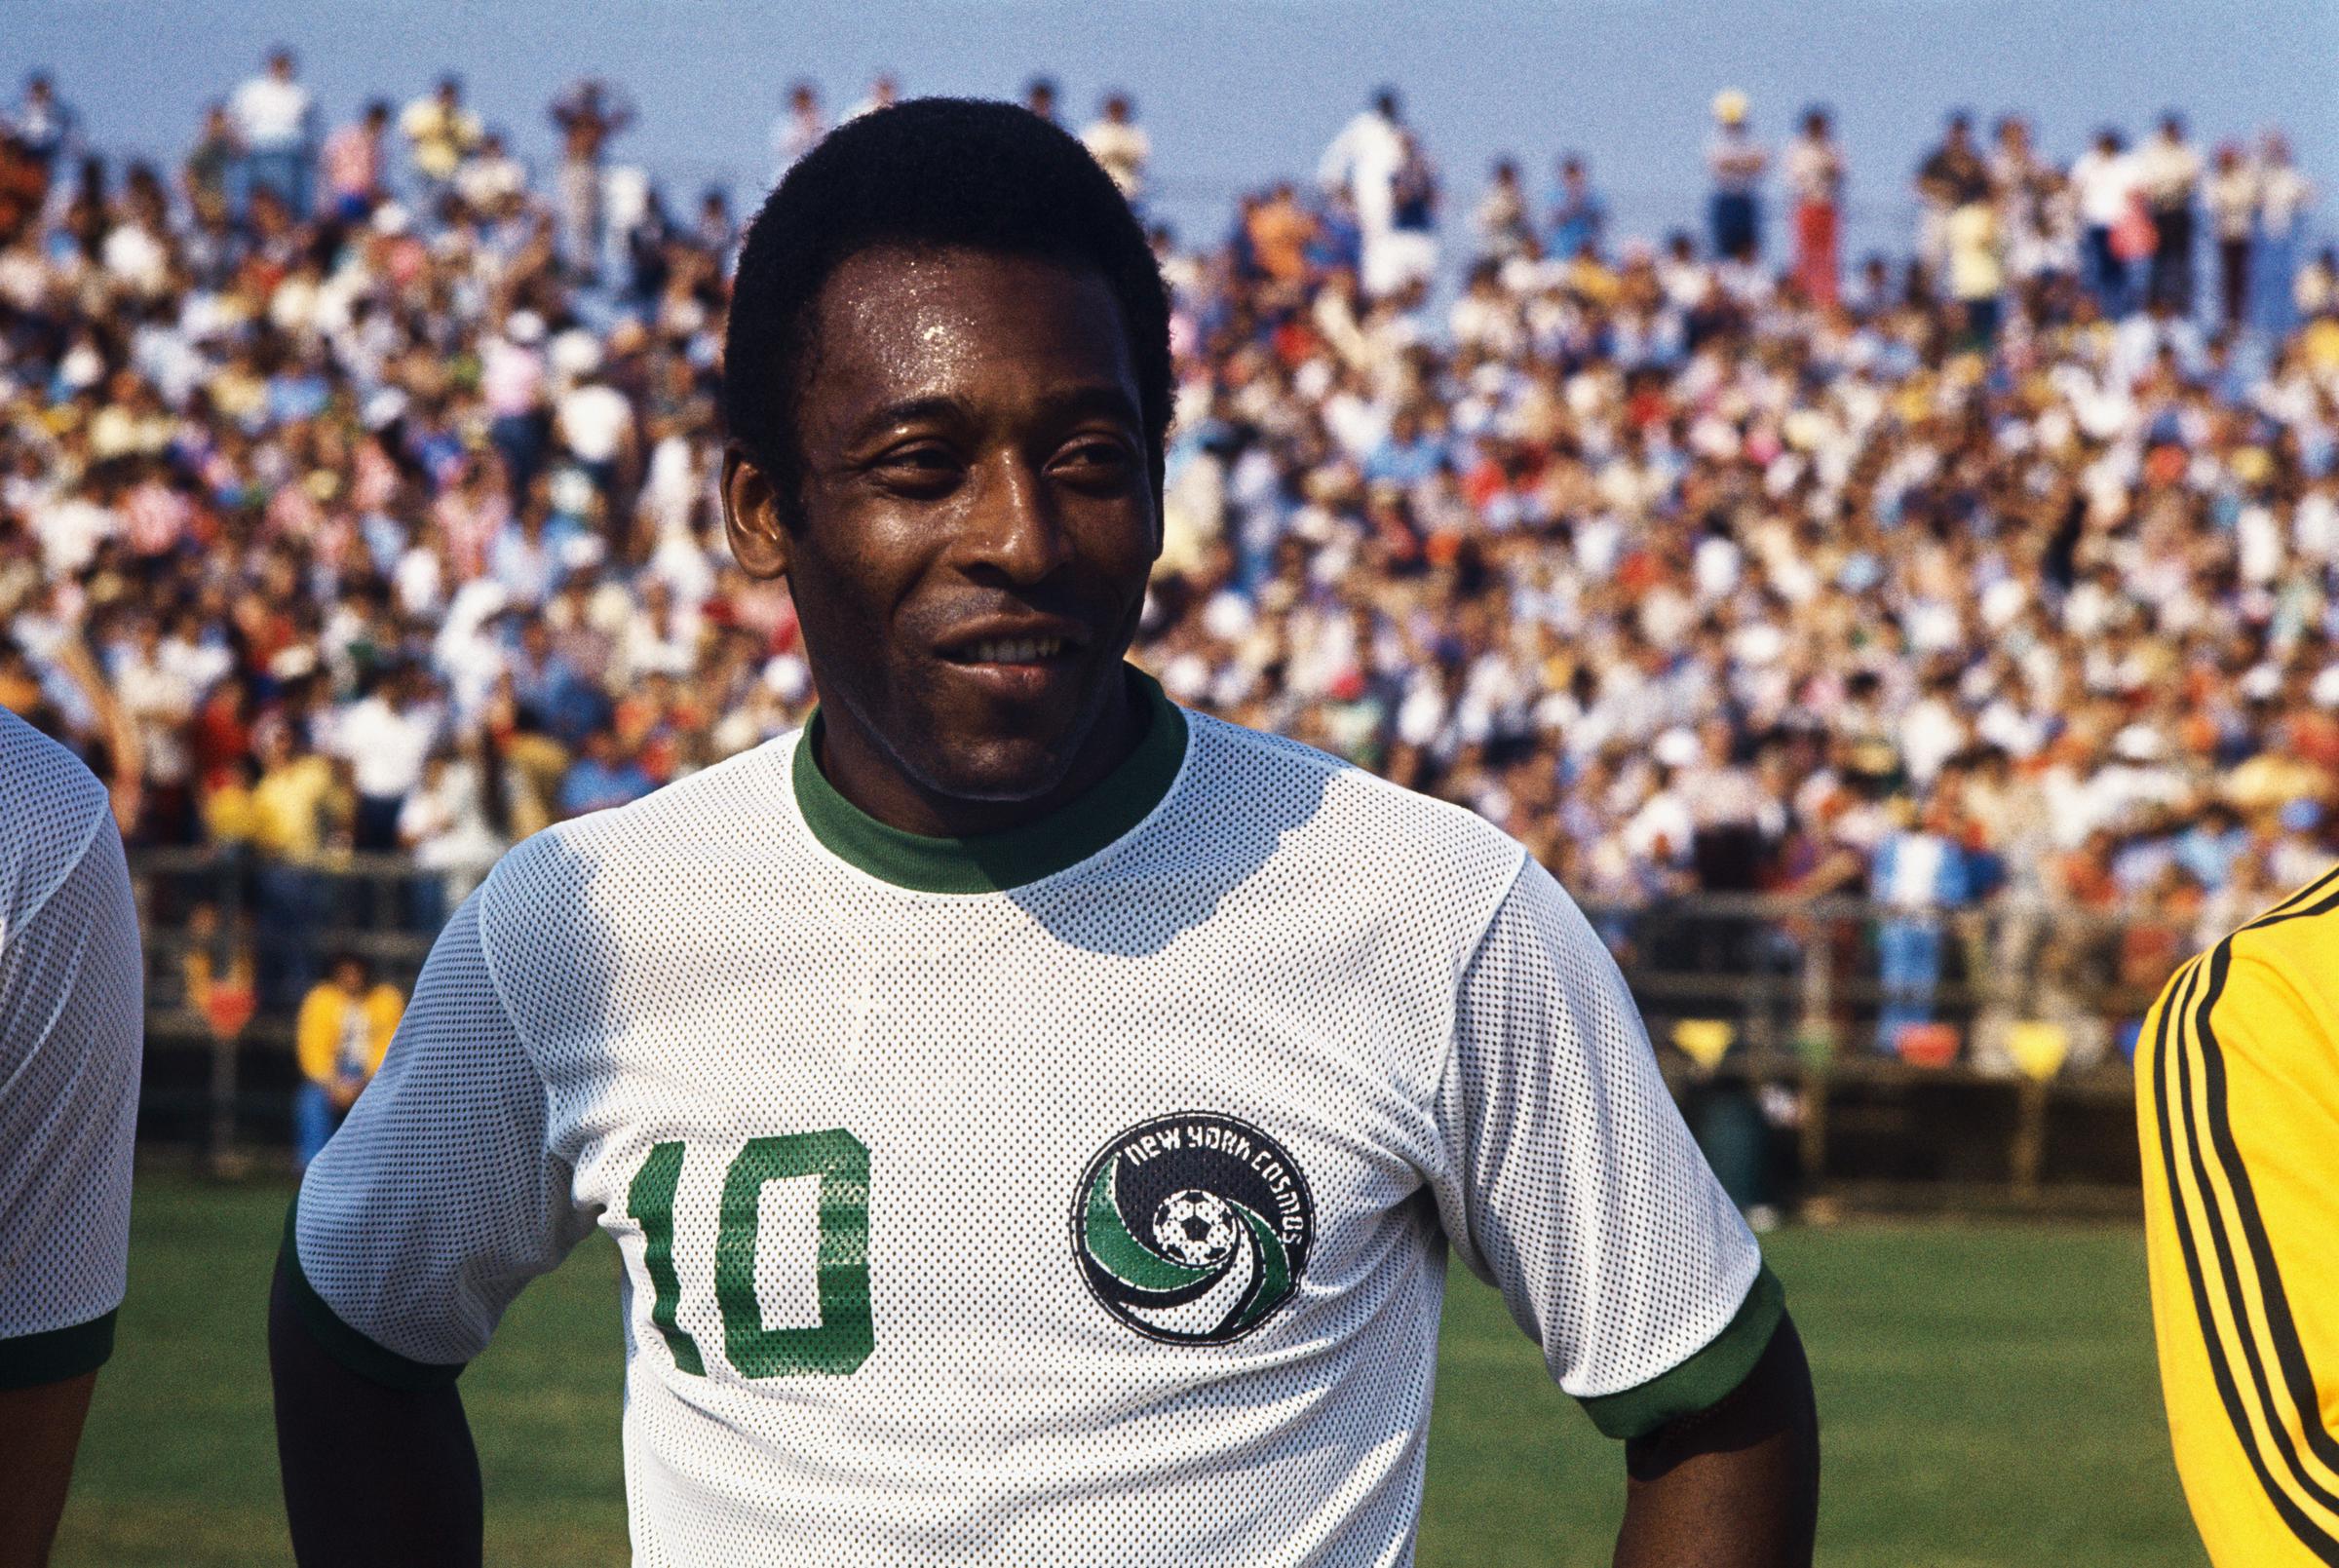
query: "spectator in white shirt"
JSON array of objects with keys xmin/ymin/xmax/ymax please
[
  {"xmin": 769, "ymin": 82, "xmax": 823, "ymax": 185},
  {"xmin": 2070, "ymin": 129, "xmax": 2138, "ymax": 316},
  {"xmin": 2136, "ymin": 113, "xmax": 2202, "ymax": 315},
  {"xmin": 2253, "ymin": 131, "xmax": 2314, "ymax": 336},
  {"xmin": 1081, "ymin": 94, "xmax": 1150, "ymax": 204},
  {"xmin": 333, "ymin": 665, "xmax": 441, "ymax": 853},
  {"xmin": 228, "ymin": 49, "xmax": 315, "ymax": 218}
]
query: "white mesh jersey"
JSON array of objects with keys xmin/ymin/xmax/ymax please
[
  {"xmin": 0, "ymin": 708, "xmax": 143, "ymax": 1390},
  {"xmin": 291, "ymin": 677, "xmax": 1774, "ymax": 1566}
]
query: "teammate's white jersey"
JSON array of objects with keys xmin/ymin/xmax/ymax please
[
  {"xmin": 0, "ymin": 708, "xmax": 142, "ymax": 1390},
  {"xmin": 291, "ymin": 673, "xmax": 1774, "ymax": 1567}
]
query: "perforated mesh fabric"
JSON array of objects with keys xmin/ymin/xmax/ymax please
[
  {"xmin": 0, "ymin": 709, "xmax": 142, "ymax": 1350},
  {"xmin": 1430, "ymin": 857, "xmax": 1760, "ymax": 1400},
  {"xmin": 295, "ymin": 701, "xmax": 1759, "ymax": 1566}
]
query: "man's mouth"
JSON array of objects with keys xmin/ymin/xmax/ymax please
[{"xmin": 950, "ymin": 636, "xmax": 1068, "ymax": 666}]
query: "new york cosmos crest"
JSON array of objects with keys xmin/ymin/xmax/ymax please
[{"xmin": 1070, "ymin": 1113, "xmax": 1316, "ymax": 1345}]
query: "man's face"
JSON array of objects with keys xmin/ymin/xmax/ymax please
[{"xmin": 724, "ymin": 246, "xmax": 1159, "ymax": 804}]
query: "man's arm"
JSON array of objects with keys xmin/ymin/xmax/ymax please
[
  {"xmin": 0, "ymin": 1374, "xmax": 96, "ymax": 1568},
  {"xmin": 1616, "ymin": 1315, "xmax": 1821, "ymax": 1568},
  {"xmin": 268, "ymin": 1258, "xmax": 481, "ymax": 1567}
]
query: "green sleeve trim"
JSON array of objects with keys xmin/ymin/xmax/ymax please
[
  {"xmin": 0, "ymin": 1308, "xmax": 117, "ymax": 1391},
  {"xmin": 1579, "ymin": 1264, "xmax": 1785, "ymax": 1440},
  {"xmin": 280, "ymin": 1200, "xmax": 466, "ymax": 1393}
]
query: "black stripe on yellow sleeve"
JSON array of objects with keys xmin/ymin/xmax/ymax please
[{"xmin": 2154, "ymin": 940, "xmax": 2339, "ymax": 1560}]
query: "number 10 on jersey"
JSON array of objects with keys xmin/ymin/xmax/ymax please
[{"xmin": 626, "ymin": 1129, "xmax": 874, "ymax": 1377}]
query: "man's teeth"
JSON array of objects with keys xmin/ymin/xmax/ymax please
[{"xmin": 967, "ymin": 637, "xmax": 1062, "ymax": 663}]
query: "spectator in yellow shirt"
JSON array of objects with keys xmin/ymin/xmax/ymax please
[
  {"xmin": 292, "ymin": 954, "xmax": 403, "ymax": 1169},
  {"xmin": 400, "ymin": 76, "xmax": 481, "ymax": 201}
]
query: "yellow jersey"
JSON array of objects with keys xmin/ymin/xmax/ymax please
[{"xmin": 2137, "ymin": 863, "xmax": 2339, "ymax": 1566}]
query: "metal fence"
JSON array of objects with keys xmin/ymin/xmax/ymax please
[{"xmin": 129, "ymin": 851, "xmax": 2174, "ymax": 1203}]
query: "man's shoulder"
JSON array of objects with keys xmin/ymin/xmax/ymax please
[
  {"xmin": 2216, "ymin": 864, "xmax": 2339, "ymax": 1026},
  {"xmin": 0, "ymin": 709, "xmax": 115, "ymax": 941},
  {"xmin": 1171, "ymin": 708, "xmax": 1526, "ymax": 915},
  {"xmin": 485, "ymin": 734, "xmax": 798, "ymax": 906}
]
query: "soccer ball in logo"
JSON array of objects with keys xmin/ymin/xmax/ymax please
[{"xmin": 1151, "ymin": 1189, "xmax": 1239, "ymax": 1267}]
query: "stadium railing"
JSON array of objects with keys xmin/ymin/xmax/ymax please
[{"xmin": 126, "ymin": 851, "xmax": 2172, "ymax": 1207}]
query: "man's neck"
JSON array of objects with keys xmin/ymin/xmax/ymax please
[{"xmin": 814, "ymin": 677, "xmax": 1143, "ymax": 841}]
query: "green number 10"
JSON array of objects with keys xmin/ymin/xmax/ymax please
[{"xmin": 625, "ymin": 1129, "xmax": 873, "ymax": 1377}]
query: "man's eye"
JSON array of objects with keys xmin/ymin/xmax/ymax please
[
  {"xmin": 1054, "ymin": 440, "xmax": 1132, "ymax": 474},
  {"xmin": 877, "ymin": 446, "xmax": 959, "ymax": 478}
]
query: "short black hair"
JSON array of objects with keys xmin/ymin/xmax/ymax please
[{"xmin": 721, "ymin": 96, "xmax": 1171, "ymax": 522}]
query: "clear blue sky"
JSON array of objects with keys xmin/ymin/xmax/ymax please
[{"xmin": 9, "ymin": 0, "xmax": 2336, "ymax": 263}]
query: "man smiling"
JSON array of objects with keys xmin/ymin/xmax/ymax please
[{"xmin": 270, "ymin": 99, "xmax": 1818, "ymax": 1567}]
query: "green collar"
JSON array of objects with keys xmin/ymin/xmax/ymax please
[{"xmin": 791, "ymin": 669, "xmax": 1188, "ymax": 894}]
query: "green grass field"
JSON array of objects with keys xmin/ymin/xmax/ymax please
[{"xmin": 53, "ymin": 1172, "xmax": 2205, "ymax": 1567}]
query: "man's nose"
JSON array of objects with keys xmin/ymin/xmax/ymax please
[{"xmin": 963, "ymin": 453, "xmax": 1072, "ymax": 584}]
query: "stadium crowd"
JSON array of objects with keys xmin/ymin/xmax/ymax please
[{"xmin": 4, "ymin": 57, "xmax": 2338, "ymax": 1053}]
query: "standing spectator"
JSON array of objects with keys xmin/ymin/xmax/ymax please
[
  {"xmin": 7, "ymin": 71, "xmax": 76, "ymax": 180},
  {"xmin": 332, "ymin": 665, "xmax": 441, "ymax": 854},
  {"xmin": 2252, "ymin": 131, "xmax": 2313, "ymax": 336},
  {"xmin": 1023, "ymin": 76, "xmax": 1059, "ymax": 125},
  {"xmin": 1871, "ymin": 795, "xmax": 1982, "ymax": 1053},
  {"xmin": 548, "ymin": 77, "xmax": 634, "ymax": 283},
  {"xmin": 2138, "ymin": 113, "xmax": 2202, "ymax": 315},
  {"xmin": 1081, "ymin": 93, "xmax": 1150, "ymax": 204},
  {"xmin": 482, "ymin": 310, "xmax": 551, "ymax": 503},
  {"xmin": 1475, "ymin": 158, "xmax": 1532, "ymax": 262},
  {"xmin": 1784, "ymin": 107, "xmax": 1844, "ymax": 308},
  {"xmin": 1914, "ymin": 112, "xmax": 1989, "ymax": 289},
  {"xmin": 229, "ymin": 48, "xmax": 316, "ymax": 218},
  {"xmin": 2207, "ymin": 142, "xmax": 2257, "ymax": 331},
  {"xmin": 182, "ymin": 102, "xmax": 238, "ymax": 220},
  {"xmin": 291, "ymin": 954, "xmax": 402, "ymax": 1170},
  {"xmin": 1991, "ymin": 115, "xmax": 2072, "ymax": 286},
  {"xmin": 1946, "ymin": 188, "xmax": 2004, "ymax": 347},
  {"xmin": 1706, "ymin": 89, "xmax": 1768, "ymax": 263},
  {"xmin": 452, "ymin": 127, "xmax": 524, "ymax": 213},
  {"xmin": 1548, "ymin": 155, "xmax": 1606, "ymax": 263},
  {"xmin": 844, "ymin": 72, "xmax": 900, "ymax": 123},
  {"xmin": 1376, "ymin": 130, "xmax": 1440, "ymax": 296},
  {"xmin": 769, "ymin": 81, "xmax": 824, "ymax": 184},
  {"xmin": 319, "ymin": 100, "xmax": 391, "ymax": 221},
  {"xmin": 1320, "ymin": 88, "xmax": 1407, "ymax": 273},
  {"xmin": 2071, "ymin": 128, "xmax": 2139, "ymax": 315},
  {"xmin": 399, "ymin": 76, "xmax": 481, "ymax": 207}
]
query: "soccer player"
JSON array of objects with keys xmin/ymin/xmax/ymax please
[
  {"xmin": 271, "ymin": 99, "xmax": 1819, "ymax": 1566},
  {"xmin": 0, "ymin": 708, "xmax": 143, "ymax": 1566},
  {"xmin": 2137, "ymin": 866, "xmax": 2339, "ymax": 1565}
]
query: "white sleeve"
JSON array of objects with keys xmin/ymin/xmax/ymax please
[
  {"xmin": 0, "ymin": 802, "xmax": 141, "ymax": 1388},
  {"xmin": 1428, "ymin": 855, "xmax": 1779, "ymax": 1439},
  {"xmin": 288, "ymin": 889, "xmax": 595, "ymax": 1387}
]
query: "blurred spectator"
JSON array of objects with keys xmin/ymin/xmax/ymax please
[
  {"xmin": 400, "ymin": 76, "xmax": 482, "ymax": 204},
  {"xmin": 549, "ymin": 76, "xmax": 634, "ymax": 282},
  {"xmin": 292, "ymin": 953, "xmax": 403, "ymax": 1169},
  {"xmin": 1784, "ymin": 107, "xmax": 1843, "ymax": 308},
  {"xmin": 2138, "ymin": 112, "xmax": 2203, "ymax": 315},
  {"xmin": 7, "ymin": 71, "xmax": 77, "ymax": 179},
  {"xmin": 1914, "ymin": 112, "xmax": 1988, "ymax": 287},
  {"xmin": 1549, "ymin": 154, "xmax": 1605, "ymax": 264},
  {"xmin": 1475, "ymin": 158, "xmax": 1532, "ymax": 263},
  {"xmin": 228, "ymin": 48, "xmax": 315, "ymax": 217},
  {"xmin": 559, "ymin": 726, "xmax": 653, "ymax": 818},
  {"xmin": 1706, "ymin": 89, "xmax": 1767, "ymax": 262},
  {"xmin": 333, "ymin": 665, "xmax": 442, "ymax": 853},
  {"xmin": 844, "ymin": 73, "xmax": 900, "ymax": 124},
  {"xmin": 2071, "ymin": 128, "xmax": 2140, "ymax": 314},
  {"xmin": 1082, "ymin": 93, "xmax": 1150, "ymax": 204},
  {"xmin": 1023, "ymin": 76, "xmax": 1059, "ymax": 126},
  {"xmin": 770, "ymin": 81, "xmax": 823, "ymax": 184},
  {"xmin": 2207, "ymin": 141, "xmax": 2256, "ymax": 330},
  {"xmin": 320, "ymin": 99, "xmax": 391, "ymax": 220},
  {"xmin": 2253, "ymin": 132, "xmax": 2313, "ymax": 336},
  {"xmin": 182, "ymin": 101, "xmax": 238, "ymax": 219},
  {"xmin": 1320, "ymin": 88, "xmax": 1407, "ymax": 287}
]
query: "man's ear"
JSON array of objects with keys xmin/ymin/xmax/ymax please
[{"xmin": 721, "ymin": 443, "xmax": 791, "ymax": 581}]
